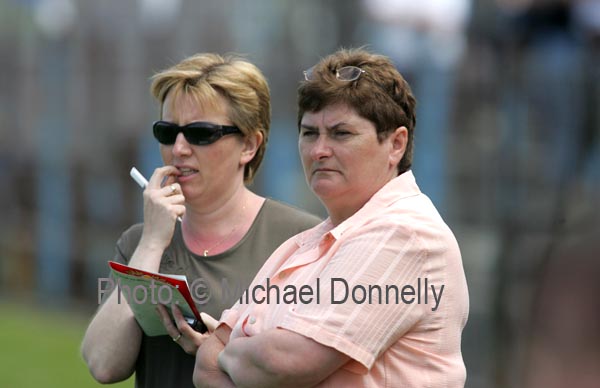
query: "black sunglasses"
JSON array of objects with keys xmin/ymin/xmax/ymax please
[{"xmin": 153, "ymin": 121, "xmax": 242, "ymax": 145}]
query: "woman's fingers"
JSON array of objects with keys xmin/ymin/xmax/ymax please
[
  {"xmin": 162, "ymin": 171, "xmax": 179, "ymax": 188},
  {"xmin": 160, "ymin": 183, "xmax": 182, "ymax": 198},
  {"xmin": 156, "ymin": 305, "xmax": 182, "ymax": 341},
  {"xmin": 172, "ymin": 305, "xmax": 195, "ymax": 336},
  {"xmin": 213, "ymin": 324, "xmax": 232, "ymax": 346},
  {"xmin": 171, "ymin": 304, "xmax": 210, "ymax": 355},
  {"xmin": 200, "ymin": 312, "xmax": 219, "ymax": 333},
  {"xmin": 143, "ymin": 171, "xmax": 185, "ymax": 221},
  {"xmin": 147, "ymin": 166, "xmax": 180, "ymax": 190}
]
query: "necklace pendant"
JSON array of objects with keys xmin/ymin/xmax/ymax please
[{"xmin": 203, "ymin": 250, "xmax": 209, "ymax": 257}]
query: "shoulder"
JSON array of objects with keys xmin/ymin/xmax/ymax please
[
  {"xmin": 377, "ymin": 195, "xmax": 463, "ymax": 272},
  {"xmin": 261, "ymin": 199, "xmax": 323, "ymax": 232},
  {"xmin": 345, "ymin": 193, "xmax": 460, "ymax": 259},
  {"xmin": 118, "ymin": 222, "xmax": 144, "ymax": 241}
]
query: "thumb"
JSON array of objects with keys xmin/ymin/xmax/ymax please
[{"xmin": 200, "ymin": 312, "xmax": 219, "ymax": 333}]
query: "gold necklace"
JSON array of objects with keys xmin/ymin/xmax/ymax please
[
  {"xmin": 199, "ymin": 202, "xmax": 247, "ymax": 257},
  {"xmin": 202, "ymin": 225, "xmax": 238, "ymax": 256}
]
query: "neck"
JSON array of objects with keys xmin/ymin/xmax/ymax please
[
  {"xmin": 325, "ymin": 174, "xmax": 396, "ymax": 226},
  {"xmin": 327, "ymin": 202, "xmax": 363, "ymax": 227},
  {"xmin": 184, "ymin": 186, "xmax": 249, "ymax": 239},
  {"xmin": 182, "ymin": 187, "xmax": 264, "ymax": 256}
]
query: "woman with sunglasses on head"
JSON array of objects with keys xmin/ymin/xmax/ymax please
[
  {"xmin": 194, "ymin": 48, "xmax": 469, "ymax": 387},
  {"xmin": 81, "ymin": 53, "xmax": 321, "ymax": 388}
]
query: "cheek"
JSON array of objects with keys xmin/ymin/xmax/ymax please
[
  {"xmin": 298, "ymin": 143, "xmax": 310, "ymax": 161},
  {"xmin": 205, "ymin": 142, "xmax": 242, "ymax": 170},
  {"xmin": 160, "ymin": 146, "xmax": 172, "ymax": 164}
]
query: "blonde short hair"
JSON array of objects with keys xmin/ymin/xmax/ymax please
[{"xmin": 151, "ymin": 53, "xmax": 271, "ymax": 183}]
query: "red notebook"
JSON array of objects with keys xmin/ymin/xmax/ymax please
[{"xmin": 108, "ymin": 261, "xmax": 202, "ymax": 336}]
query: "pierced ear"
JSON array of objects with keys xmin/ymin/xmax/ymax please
[
  {"xmin": 240, "ymin": 131, "xmax": 264, "ymax": 165},
  {"xmin": 389, "ymin": 126, "xmax": 408, "ymax": 167}
]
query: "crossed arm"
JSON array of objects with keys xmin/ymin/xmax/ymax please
[{"xmin": 194, "ymin": 325, "xmax": 350, "ymax": 388}]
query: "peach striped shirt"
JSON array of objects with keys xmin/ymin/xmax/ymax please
[{"xmin": 220, "ymin": 171, "xmax": 469, "ymax": 387}]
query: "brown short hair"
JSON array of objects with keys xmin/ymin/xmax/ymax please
[
  {"xmin": 151, "ymin": 53, "xmax": 271, "ymax": 183},
  {"xmin": 297, "ymin": 48, "xmax": 416, "ymax": 174}
]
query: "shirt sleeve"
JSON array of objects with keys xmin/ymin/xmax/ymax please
[
  {"xmin": 219, "ymin": 303, "xmax": 242, "ymax": 329},
  {"xmin": 277, "ymin": 220, "xmax": 429, "ymax": 372},
  {"xmin": 113, "ymin": 224, "xmax": 143, "ymax": 265}
]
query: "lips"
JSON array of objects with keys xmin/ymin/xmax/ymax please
[
  {"xmin": 175, "ymin": 165, "xmax": 199, "ymax": 182},
  {"xmin": 312, "ymin": 167, "xmax": 338, "ymax": 175},
  {"xmin": 178, "ymin": 167, "xmax": 198, "ymax": 176}
]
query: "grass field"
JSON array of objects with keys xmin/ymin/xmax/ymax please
[{"xmin": 0, "ymin": 301, "xmax": 134, "ymax": 388}]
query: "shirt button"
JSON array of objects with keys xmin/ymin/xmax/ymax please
[
  {"xmin": 278, "ymin": 272, "xmax": 287, "ymax": 280},
  {"xmin": 249, "ymin": 316, "xmax": 256, "ymax": 324}
]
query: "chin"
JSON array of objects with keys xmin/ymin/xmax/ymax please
[{"xmin": 311, "ymin": 183, "xmax": 341, "ymax": 200}]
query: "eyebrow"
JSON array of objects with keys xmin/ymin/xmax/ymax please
[{"xmin": 299, "ymin": 122, "xmax": 349, "ymax": 131}]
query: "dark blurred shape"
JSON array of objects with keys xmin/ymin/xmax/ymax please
[{"xmin": 524, "ymin": 224, "xmax": 600, "ymax": 388}]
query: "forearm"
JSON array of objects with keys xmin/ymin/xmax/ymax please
[
  {"xmin": 127, "ymin": 236, "xmax": 168, "ymax": 271},
  {"xmin": 218, "ymin": 335, "xmax": 291, "ymax": 388},
  {"xmin": 81, "ymin": 235, "xmax": 168, "ymax": 382},
  {"xmin": 219, "ymin": 329, "xmax": 348, "ymax": 388},
  {"xmin": 81, "ymin": 289, "xmax": 142, "ymax": 383}
]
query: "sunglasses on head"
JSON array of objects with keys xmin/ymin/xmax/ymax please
[
  {"xmin": 152, "ymin": 121, "xmax": 242, "ymax": 145},
  {"xmin": 303, "ymin": 65, "xmax": 394, "ymax": 100},
  {"xmin": 303, "ymin": 65, "xmax": 366, "ymax": 82}
]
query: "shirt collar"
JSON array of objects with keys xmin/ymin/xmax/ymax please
[
  {"xmin": 330, "ymin": 170, "xmax": 420, "ymax": 239},
  {"xmin": 294, "ymin": 170, "xmax": 421, "ymax": 246},
  {"xmin": 293, "ymin": 218, "xmax": 333, "ymax": 247}
]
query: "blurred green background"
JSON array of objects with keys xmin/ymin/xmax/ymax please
[{"xmin": 0, "ymin": 301, "xmax": 132, "ymax": 387}]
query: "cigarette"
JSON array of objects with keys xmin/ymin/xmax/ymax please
[{"xmin": 130, "ymin": 167, "xmax": 148, "ymax": 189}]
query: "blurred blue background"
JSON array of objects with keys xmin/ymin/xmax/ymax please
[{"xmin": 1, "ymin": 0, "xmax": 599, "ymax": 387}]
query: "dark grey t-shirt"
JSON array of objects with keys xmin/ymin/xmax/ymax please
[{"xmin": 112, "ymin": 199, "xmax": 321, "ymax": 388}]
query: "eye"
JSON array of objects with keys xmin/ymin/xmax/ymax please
[
  {"xmin": 300, "ymin": 128, "xmax": 318, "ymax": 138},
  {"xmin": 332, "ymin": 129, "xmax": 352, "ymax": 138}
]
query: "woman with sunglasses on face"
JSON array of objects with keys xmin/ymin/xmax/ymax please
[
  {"xmin": 81, "ymin": 53, "xmax": 321, "ymax": 388},
  {"xmin": 194, "ymin": 48, "xmax": 469, "ymax": 387}
]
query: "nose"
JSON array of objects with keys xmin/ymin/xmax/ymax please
[
  {"xmin": 172, "ymin": 132, "xmax": 192, "ymax": 157},
  {"xmin": 310, "ymin": 134, "xmax": 332, "ymax": 160}
]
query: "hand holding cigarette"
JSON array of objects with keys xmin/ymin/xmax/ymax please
[{"xmin": 130, "ymin": 167, "xmax": 182, "ymax": 222}]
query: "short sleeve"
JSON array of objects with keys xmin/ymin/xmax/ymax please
[
  {"xmin": 219, "ymin": 302, "xmax": 242, "ymax": 329},
  {"xmin": 98, "ymin": 224, "xmax": 143, "ymax": 305},
  {"xmin": 113, "ymin": 223, "xmax": 143, "ymax": 265}
]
